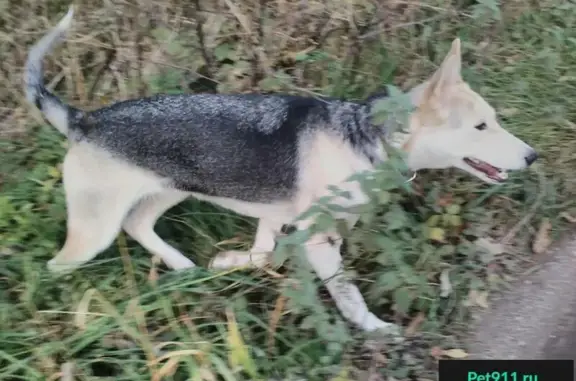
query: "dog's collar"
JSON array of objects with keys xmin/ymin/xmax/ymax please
[{"xmin": 405, "ymin": 171, "xmax": 417, "ymax": 183}]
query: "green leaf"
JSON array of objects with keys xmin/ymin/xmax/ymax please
[
  {"xmin": 294, "ymin": 52, "xmax": 309, "ymax": 62},
  {"xmin": 427, "ymin": 227, "xmax": 446, "ymax": 242},
  {"xmin": 325, "ymin": 203, "xmax": 349, "ymax": 213},
  {"xmin": 347, "ymin": 204, "xmax": 374, "ymax": 215},
  {"xmin": 437, "ymin": 244, "xmax": 457, "ymax": 257},
  {"xmin": 370, "ymin": 84, "xmax": 414, "ymax": 132},
  {"xmin": 390, "ymin": 366, "xmax": 410, "ymax": 379},
  {"xmin": 445, "ymin": 204, "xmax": 461, "ymax": 215},
  {"xmin": 295, "ymin": 205, "xmax": 324, "ymax": 221},
  {"xmin": 258, "ymin": 76, "xmax": 284, "ymax": 91},
  {"xmin": 314, "ymin": 213, "xmax": 336, "ymax": 233},
  {"xmin": 335, "ymin": 219, "xmax": 351, "ymax": 237},
  {"xmin": 426, "ymin": 215, "xmax": 441, "ymax": 227},
  {"xmin": 447, "ymin": 214, "xmax": 463, "ymax": 227},
  {"xmin": 359, "ymin": 212, "xmax": 374, "ymax": 226},
  {"xmin": 278, "ymin": 229, "xmax": 311, "ymax": 246},
  {"xmin": 378, "ymin": 191, "xmax": 391, "ymax": 204},
  {"xmin": 377, "ymin": 271, "xmax": 403, "ymax": 291},
  {"xmin": 300, "ymin": 315, "xmax": 316, "ymax": 330},
  {"xmin": 271, "ymin": 244, "xmax": 289, "ymax": 267},
  {"xmin": 214, "ymin": 43, "xmax": 235, "ymax": 61},
  {"xmin": 393, "ymin": 287, "xmax": 413, "ymax": 314},
  {"xmin": 471, "ymin": 0, "xmax": 502, "ymax": 22},
  {"xmin": 375, "ymin": 236, "xmax": 400, "ymax": 252},
  {"xmin": 383, "ymin": 204, "xmax": 409, "ymax": 230}
]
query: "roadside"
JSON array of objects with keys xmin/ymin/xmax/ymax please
[{"xmin": 468, "ymin": 231, "xmax": 576, "ymax": 364}]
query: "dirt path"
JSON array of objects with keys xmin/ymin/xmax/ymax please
[{"xmin": 467, "ymin": 233, "xmax": 576, "ymax": 365}]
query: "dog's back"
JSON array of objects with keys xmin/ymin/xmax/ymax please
[{"xmin": 81, "ymin": 93, "xmax": 329, "ymax": 202}]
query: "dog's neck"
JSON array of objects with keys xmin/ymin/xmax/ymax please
[
  {"xmin": 324, "ymin": 101, "xmax": 389, "ymax": 164},
  {"xmin": 362, "ymin": 83, "xmax": 431, "ymax": 159},
  {"xmin": 321, "ymin": 86, "xmax": 421, "ymax": 165},
  {"xmin": 360, "ymin": 95, "xmax": 415, "ymax": 153}
]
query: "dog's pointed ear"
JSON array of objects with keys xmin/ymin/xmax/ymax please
[
  {"xmin": 423, "ymin": 38, "xmax": 463, "ymax": 99},
  {"xmin": 408, "ymin": 80, "xmax": 430, "ymax": 107},
  {"xmin": 409, "ymin": 39, "xmax": 463, "ymax": 107}
]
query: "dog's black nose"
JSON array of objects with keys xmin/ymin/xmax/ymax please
[{"xmin": 524, "ymin": 150, "xmax": 538, "ymax": 166}]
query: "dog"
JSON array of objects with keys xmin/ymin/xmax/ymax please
[{"xmin": 24, "ymin": 7, "xmax": 537, "ymax": 334}]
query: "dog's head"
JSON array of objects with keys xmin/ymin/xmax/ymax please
[{"xmin": 400, "ymin": 39, "xmax": 537, "ymax": 184}]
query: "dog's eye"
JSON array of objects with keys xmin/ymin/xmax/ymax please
[{"xmin": 475, "ymin": 122, "xmax": 487, "ymax": 131}]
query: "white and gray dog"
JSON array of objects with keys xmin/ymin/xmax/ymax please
[{"xmin": 25, "ymin": 7, "xmax": 537, "ymax": 334}]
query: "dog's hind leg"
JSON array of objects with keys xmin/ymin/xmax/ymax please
[
  {"xmin": 48, "ymin": 146, "xmax": 154, "ymax": 274},
  {"xmin": 122, "ymin": 190, "xmax": 195, "ymax": 270},
  {"xmin": 209, "ymin": 219, "xmax": 283, "ymax": 269}
]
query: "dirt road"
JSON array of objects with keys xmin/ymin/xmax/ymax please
[{"xmin": 467, "ymin": 234, "xmax": 576, "ymax": 365}]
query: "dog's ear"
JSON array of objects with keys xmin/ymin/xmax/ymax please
[
  {"xmin": 423, "ymin": 38, "xmax": 463, "ymax": 100},
  {"xmin": 409, "ymin": 38, "xmax": 463, "ymax": 107}
]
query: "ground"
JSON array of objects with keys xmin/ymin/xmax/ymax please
[
  {"xmin": 469, "ymin": 233, "xmax": 576, "ymax": 364},
  {"xmin": 1, "ymin": 1, "xmax": 576, "ymax": 380}
]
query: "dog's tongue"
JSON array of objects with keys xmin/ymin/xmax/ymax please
[
  {"xmin": 478, "ymin": 161, "xmax": 499, "ymax": 176},
  {"xmin": 464, "ymin": 158, "xmax": 505, "ymax": 181}
]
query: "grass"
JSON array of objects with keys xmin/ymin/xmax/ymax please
[{"xmin": 2, "ymin": 0, "xmax": 576, "ymax": 380}]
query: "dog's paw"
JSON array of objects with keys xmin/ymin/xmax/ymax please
[
  {"xmin": 209, "ymin": 250, "xmax": 244, "ymax": 270},
  {"xmin": 209, "ymin": 250, "xmax": 269, "ymax": 270},
  {"xmin": 362, "ymin": 314, "xmax": 404, "ymax": 341},
  {"xmin": 165, "ymin": 256, "xmax": 196, "ymax": 271},
  {"xmin": 46, "ymin": 259, "xmax": 77, "ymax": 275}
]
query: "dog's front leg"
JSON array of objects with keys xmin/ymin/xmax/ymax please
[
  {"xmin": 301, "ymin": 226, "xmax": 400, "ymax": 334},
  {"xmin": 209, "ymin": 219, "xmax": 283, "ymax": 270}
]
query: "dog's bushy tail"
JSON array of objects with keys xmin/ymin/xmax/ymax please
[{"xmin": 24, "ymin": 6, "xmax": 80, "ymax": 136}]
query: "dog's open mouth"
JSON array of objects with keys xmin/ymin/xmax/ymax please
[{"xmin": 463, "ymin": 157, "xmax": 508, "ymax": 182}]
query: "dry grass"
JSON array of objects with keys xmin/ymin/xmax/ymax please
[{"xmin": 1, "ymin": 0, "xmax": 468, "ymax": 134}]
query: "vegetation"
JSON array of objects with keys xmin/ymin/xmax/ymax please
[{"xmin": 2, "ymin": 0, "xmax": 576, "ymax": 379}]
